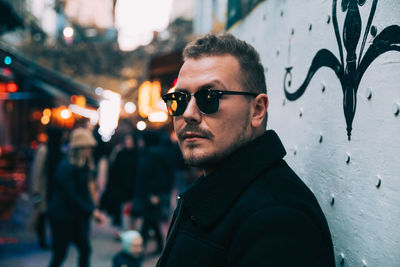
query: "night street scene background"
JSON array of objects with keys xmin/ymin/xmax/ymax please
[{"xmin": 1, "ymin": 0, "xmax": 400, "ymax": 266}]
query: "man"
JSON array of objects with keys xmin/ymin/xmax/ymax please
[{"xmin": 157, "ymin": 33, "xmax": 335, "ymax": 267}]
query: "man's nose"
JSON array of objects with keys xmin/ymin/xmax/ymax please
[{"xmin": 183, "ymin": 96, "xmax": 202, "ymax": 123}]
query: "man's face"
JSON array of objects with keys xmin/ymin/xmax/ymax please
[{"xmin": 174, "ymin": 55, "xmax": 254, "ymax": 171}]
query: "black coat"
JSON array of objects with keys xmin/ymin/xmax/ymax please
[
  {"xmin": 47, "ymin": 158, "xmax": 95, "ymax": 221},
  {"xmin": 100, "ymin": 148, "xmax": 138, "ymax": 215},
  {"xmin": 134, "ymin": 145, "xmax": 174, "ymax": 220},
  {"xmin": 157, "ymin": 130, "xmax": 335, "ymax": 267}
]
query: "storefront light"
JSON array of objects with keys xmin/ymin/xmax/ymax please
[
  {"xmin": 98, "ymin": 90, "xmax": 121, "ymax": 142},
  {"xmin": 68, "ymin": 104, "xmax": 99, "ymax": 125},
  {"xmin": 148, "ymin": 111, "xmax": 168, "ymax": 122}
]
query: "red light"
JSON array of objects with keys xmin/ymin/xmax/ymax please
[
  {"xmin": 7, "ymin": 82, "xmax": 18, "ymax": 93},
  {"xmin": 70, "ymin": 95, "xmax": 77, "ymax": 103},
  {"xmin": 3, "ymin": 68, "xmax": 12, "ymax": 76},
  {"xmin": 0, "ymin": 82, "xmax": 6, "ymax": 92},
  {"xmin": 173, "ymin": 78, "xmax": 178, "ymax": 87}
]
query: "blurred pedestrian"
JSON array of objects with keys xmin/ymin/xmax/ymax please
[
  {"xmin": 100, "ymin": 133, "xmax": 139, "ymax": 236},
  {"xmin": 136, "ymin": 130, "xmax": 173, "ymax": 256},
  {"xmin": 30, "ymin": 126, "xmax": 63, "ymax": 248},
  {"xmin": 112, "ymin": 230, "xmax": 143, "ymax": 267},
  {"xmin": 47, "ymin": 127, "xmax": 106, "ymax": 267}
]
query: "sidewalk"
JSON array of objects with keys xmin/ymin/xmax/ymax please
[{"xmin": 0, "ymin": 193, "xmax": 160, "ymax": 267}]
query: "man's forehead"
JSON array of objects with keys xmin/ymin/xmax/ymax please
[
  {"xmin": 182, "ymin": 54, "xmax": 239, "ymax": 68},
  {"xmin": 177, "ymin": 55, "xmax": 241, "ymax": 89}
]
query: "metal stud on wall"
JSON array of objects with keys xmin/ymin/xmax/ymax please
[
  {"xmin": 393, "ymin": 102, "xmax": 399, "ymax": 116},
  {"xmin": 362, "ymin": 259, "xmax": 367, "ymax": 266},
  {"xmin": 376, "ymin": 175, "xmax": 382, "ymax": 188},
  {"xmin": 339, "ymin": 253, "xmax": 345, "ymax": 265},
  {"xmin": 366, "ymin": 88, "xmax": 372, "ymax": 100},
  {"xmin": 321, "ymin": 82, "xmax": 326, "ymax": 93},
  {"xmin": 345, "ymin": 153, "xmax": 351, "ymax": 164},
  {"xmin": 330, "ymin": 194, "xmax": 335, "ymax": 206}
]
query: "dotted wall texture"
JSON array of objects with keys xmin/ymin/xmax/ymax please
[{"xmin": 196, "ymin": 0, "xmax": 400, "ymax": 266}]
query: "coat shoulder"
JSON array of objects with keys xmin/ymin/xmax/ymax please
[{"xmin": 233, "ymin": 159, "xmax": 318, "ymax": 214}]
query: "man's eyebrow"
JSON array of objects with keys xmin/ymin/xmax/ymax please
[
  {"xmin": 175, "ymin": 81, "xmax": 226, "ymax": 93},
  {"xmin": 175, "ymin": 88, "xmax": 188, "ymax": 93},
  {"xmin": 201, "ymin": 80, "xmax": 225, "ymax": 90}
]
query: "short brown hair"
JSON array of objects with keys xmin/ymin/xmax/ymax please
[{"xmin": 183, "ymin": 33, "xmax": 267, "ymax": 95}]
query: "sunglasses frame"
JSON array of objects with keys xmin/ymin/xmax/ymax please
[{"xmin": 162, "ymin": 89, "xmax": 259, "ymax": 116}]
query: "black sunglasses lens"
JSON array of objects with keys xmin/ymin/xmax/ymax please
[
  {"xmin": 164, "ymin": 93, "xmax": 188, "ymax": 116},
  {"xmin": 163, "ymin": 90, "xmax": 221, "ymax": 116},
  {"xmin": 195, "ymin": 90, "xmax": 220, "ymax": 114}
]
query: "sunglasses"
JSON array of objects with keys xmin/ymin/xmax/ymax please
[{"xmin": 162, "ymin": 89, "xmax": 259, "ymax": 116}]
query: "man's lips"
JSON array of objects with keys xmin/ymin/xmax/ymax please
[
  {"xmin": 178, "ymin": 126, "xmax": 214, "ymax": 142},
  {"xmin": 181, "ymin": 132, "xmax": 207, "ymax": 140}
]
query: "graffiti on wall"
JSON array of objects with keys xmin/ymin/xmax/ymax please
[{"xmin": 283, "ymin": 0, "xmax": 400, "ymax": 140}]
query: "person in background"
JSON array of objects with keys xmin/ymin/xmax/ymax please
[
  {"xmin": 100, "ymin": 133, "xmax": 139, "ymax": 236},
  {"xmin": 136, "ymin": 130, "xmax": 174, "ymax": 256},
  {"xmin": 157, "ymin": 33, "xmax": 335, "ymax": 266},
  {"xmin": 47, "ymin": 127, "xmax": 106, "ymax": 267},
  {"xmin": 112, "ymin": 230, "xmax": 143, "ymax": 267},
  {"xmin": 30, "ymin": 126, "xmax": 63, "ymax": 248}
]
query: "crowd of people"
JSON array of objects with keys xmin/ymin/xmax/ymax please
[{"xmin": 29, "ymin": 120, "xmax": 194, "ymax": 267}]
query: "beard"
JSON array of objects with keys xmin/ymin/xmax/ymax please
[{"xmin": 181, "ymin": 111, "xmax": 251, "ymax": 169}]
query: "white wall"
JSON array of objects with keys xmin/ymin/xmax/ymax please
[
  {"xmin": 194, "ymin": 0, "xmax": 227, "ymax": 34},
  {"xmin": 196, "ymin": 0, "xmax": 400, "ymax": 266}
]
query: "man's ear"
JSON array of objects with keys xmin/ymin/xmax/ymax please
[{"xmin": 251, "ymin": 94, "xmax": 268, "ymax": 128}]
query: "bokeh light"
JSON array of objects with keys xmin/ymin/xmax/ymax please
[
  {"xmin": 43, "ymin": 108, "xmax": 51, "ymax": 117},
  {"xmin": 136, "ymin": 121, "xmax": 147, "ymax": 131},
  {"xmin": 4, "ymin": 56, "xmax": 12, "ymax": 65},
  {"xmin": 63, "ymin": 27, "xmax": 74, "ymax": 38},
  {"xmin": 60, "ymin": 108, "xmax": 72, "ymax": 119},
  {"xmin": 124, "ymin": 102, "xmax": 136, "ymax": 114},
  {"xmin": 41, "ymin": 116, "xmax": 50, "ymax": 125}
]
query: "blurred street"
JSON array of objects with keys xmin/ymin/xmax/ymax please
[
  {"xmin": 0, "ymin": 192, "xmax": 161, "ymax": 267},
  {"xmin": 0, "ymin": 1, "xmax": 194, "ymax": 266}
]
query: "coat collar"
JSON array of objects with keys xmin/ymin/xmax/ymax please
[{"xmin": 181, "ymin": 130, "xmax": 286, "ymax": 228}]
